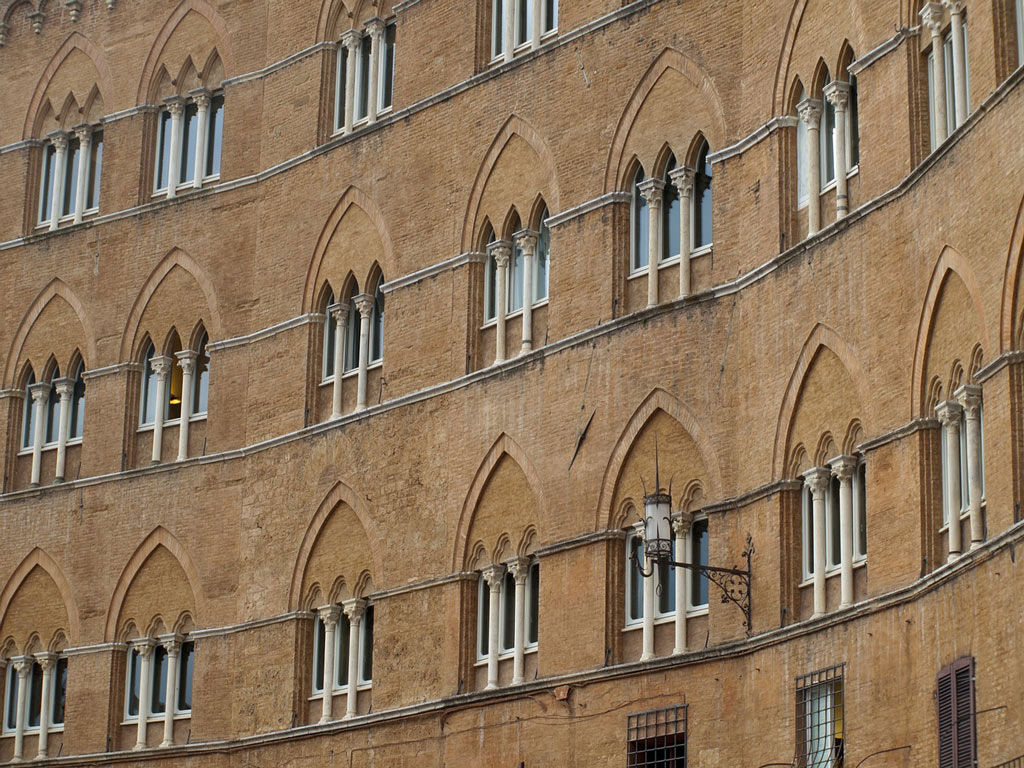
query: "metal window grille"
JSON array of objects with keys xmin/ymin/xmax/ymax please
[
  {"xmin": 992, "ymin": 758, "xmax": 1024, "ymax": 768},
  {"xmin": 626, "ymin": 704, "xmax": 687, "ymax": 768},
  {"xmin": 796, "ymin": 664, "xmax": 845, "ymax": 768}
]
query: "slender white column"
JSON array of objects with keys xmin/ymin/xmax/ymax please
[
  {"xmin": 503, "ymin": 0, "xmax": 514, "ymax": 62},
  {"xmin": 165, "ymin": 97, "xmax": 185, "ymax": 199},
  {"xmin": 797, "ymin": 98, "xmax": 823, "ymax": 235},
  {"xmin": 133, "ymin": 640, "xmax": 155, "ymax": 750},
  {"xmin": 342, "ymin": 598, "xmax": 366, "ymax": 718},
  {"xmin": 149, "ymin": 356, "xmax": 173, "ymax": 464},
  {"xmin": 365, "ymin": 18, "xmax": 384, "ymax": 124},
  {"xmin": 175, "ymin": 350, "xmax": 196, "ymax": 462},
  {"xmin": 35, "ymin": 653, "xmax": 56, "ymax": 759},
  {"xmin": 672, "ymin": 513, "xmax": 692, "ymax": 655},
  {"xmin": 73, "ymin": 124, "xmax": 91, "ymax": 223},
  {"xmin": 804, "ymin": 467, "xmax": 830, "ymax": 617},
  {"xmin": 353, "ymin": 294, "xmax": 373, "ymax": 411},
  {"xmin": 944, "ymin": 0, "xmax": 968, "ymax": 126},
  {"xmin": 921, "ymin": 3, "xmax": 948, "ymax": 146},
  {"xmin": 530, "ymin": 0, "xmax": 542, "ymax": 48},
  {"xmin": 12, "ymin": 656, "xmax": 30, "ymax": 761},
  {"xmin": 191, "ymin": 90, "xmax": 211, "ymax": 190},
  {"xmin": 341, "ymin": 30, "xmax": 360, "ymax": 132},
  {"xmin": 159, "ymin": 635, "xmax": 182, "ymax": 747},
  {"xmin": 28, "ymin": 382, "xmax": 50, "ymax": 486},
  {"xmin": 514, "ymin": 229, "xmax": 538, "ymax": 354},
  {"xmin": 490, "ymin": 242, "xmax": 512, "ymax": 364},
  {"xmin": 936, "ymin": 400, "xmax": 964, "ymax": 560},
  {"xmin": 830, "ymin": 455, "xmax": 856, "ymax": 609},
  {"xmin": 668, "ymin": 166, "xmax": 695, "ymax": 298},
  {"xmin": 640, "ymin": 530, "xmax": 656, "ymax": 661},
  {"xmin": 482, "ymin": 565, "xmax": 504, "ymax": 689},
  {"xmin": 638, "ymin": 178, "xmax": 665, "ymax": 308},
  {"xmin": 508, "ymin": 557, "xmax": 528, "ymax": 684},
  {"xmin": 956, "ymin": 385, "xmax": 984, "ymax": 548},
  {"xmin": 53, "ymin": 378, "xmax": 73, "ymax": 482},
  {"xmin": 317, "ymin": 606, "xmax": 341, "ymax": 723},
  {"xmin": 330, "ymin": 302, "xmax": 349, "ymax": 418},
  {"xmin": 47, "ymin": 131, "xmax": 68, "ymax": 231},
  {"xmin": 824, "ymin": 80, "xmax": 850, "ymax": 218}
]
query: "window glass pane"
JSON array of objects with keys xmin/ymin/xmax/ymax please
[
  {"xmin": 313, "ymin": 617, "xmax": 325, "ymax": 692},
  {"xmin": 27, "ymin": 663, "xmax": 42, "ymax": 728},
  {"xmin": 979, "ymin": 402, "xmax": 985, "ymax": 498},
  {"xmin": 155, "ymin": 110, "xmax": 172, "ymax": 191},
  {"xmin": 492, "ymin": 0, "xmax": 504, "ymax": 57},
  {"xmin": 1018, "ymin": 0, "xmax": 1024, "ymax": 67},
  {"xmin": 516, "ymin": 0, "xmax": 529, "ymax": 45},
  {"xmin": 796, "ymin": 92, "xmax": 808, "ymax": 204},
  {"xmin": 959, "ymin": 415, "xmax": 969, "ymax": 513},
  {"xmin": 180, "ymin": 103, "xmax": 198, "ymax": 184},
  {"xmin": 663, "ymin": 160, "xmax": 680, "ymax": 262},
  {"xmin": 344, "ymin": 302, "xmax": 360, "ymax": 371},
  {"xmin": 370, "ymin": 283, "xmax": 384, "ymax": 363},
  {"xmin": 656, "ymin": 540, "xmax": 675, "ymax": 614},
  {"xmin": 940, "ymin": 423, "xmax": 950, "ymax": 524},
  {"xmin": 6, "ymin": 667, "xmax": 18, "ymax": 729},
  {"xmin": 45, "ymin": 369, "xmax": 60, "ymax": 444},
  {"xmin": 508, "ymin": 245, "xmax": 524, "ymax": 311},
  {"xmin": 927, "ymin": 51, "xmax": 937, "ymax": 151},
  {"xmin": 527, "ymin": 562, "xmax": 539, "ymax": 644},
  {"xmin": 150, "ymin": 646, "xmax": 167, "ymax": 715},
  {"xmin": 39, "ymin": 144, "xmax": 55, "ymax": 223},
  {"xmin": 544, "ymin": 0, "xmax": 557, "ymax": 31},
  {"xmin": 381, "ymin": 23, "xmax": 396, "ymax": 110},
  {"xmin": 694, "ymin": 143, "xmax": 712, "ymax": 248},
  {"xmin": 627, "ymin": 532, "xmax": 644, "ymax": 620},
  {"xmin": 847, "ymin": 74, "xmax": 859, "ymax": 168},
  {"xmin": 477, "ymin": 576, "xmax": 490, "ymax": 657},
  {"xmin": 357, "ymin": 35, "xmax": 371, "ymax": 119},
  {"xmin": 51, "ymin": 657, "xmax": 67, "ymax": 725},
  {"xmin": 177, "ymin": 642, "xmax": 193, "ymax": 711},
  {"xmin": 22, "ymin": 373, "xmax": 36, "ymax": 449},
  {"xmin": 484, "ymin": 230, "xmax": 497, "ymax": 320},
  {"xmin": 166, "ymin": 339, "xmax": 183, "ymax": 422},
  {"xmin": 323, "ymin": 291, "xmax": 336, "ymax": 379},
  {"xmin": 691, "ymin": 519, "xmax": 709, "ymax": 607},
  {"xmin": 943, "ymin": 35, "xmax": 955, "ymax": 136},
  {"xmin": 632, "ymin": 168, "xmax": 648, "ymax": 270},
  {"xmin": 337, "ymin": 612, "xmax": 350, "ymax": 687},
  {"xmin": 855, "ymin": 461, "xmax": 867, "ymax": 558},
  {"xmin": 126, "ymin": 648, "xmax": 140, "ymax": 717},
  {"xmin": 360, "ymin": 605, "xmax": 373, "ymax": 683},
  {"xmin": 501, "ymin": 572, "xmax": 515, "ymax": 651},
  {"xmin": 193, "ymin": 334, "xmax": 209, "ymax": 415},
  {"xmin": 803, "ymin": 484, "xmax": 815, "ymax": 576},
  {"xmin": 141, "ymin": 345, "xmax": 157, "ymax": 425},
  {"xmin": 534, "ymin": 215, "xmax": 549, "ymax": 302},
  {"xmin": 87, "ymin": 133, "xmax": 103, "ymax": 210},
  {"xmin": 206, "ymin": 95, "xmax": 224, "ymax": 177},
  {"xmin": 828, "ymin": 476, "xmax": 841, "ymax": 568},
  {"xmin": 805, "ymin": 683, "xmax": 835, "ymax": 767},
  {"xmin": 70, "ymin": 362, "xmax": 85, "ymax": 438},
  {"xmin": 820, "ymin": 89, "xmax": 835, "ymax": 185},
  {"xmin": 62, "ymin": 138, "xmax": 80, "ymax": 217},
  {"xmin": 335, "ymin": 47, "xmax": 348, "ymax": 131}
]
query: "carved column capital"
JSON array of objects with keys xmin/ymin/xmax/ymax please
[
  {"xmin": 131, "ymin": 638, "xmax": 156, "ymax": 658},
  {"xmin": 823, "ymin": 80, "xmax": 850, "ymax": 110},
  {"xmin": 482, "ymin": 563, "xmax": 505, "ymax": 589},
  {"xmin": 34, "ymin": 651, "xmax": 57, "ymax": 672},
  {"xmin": 507, "ymin": 556, "xmax": 530, "ymax": 584},
  {"xmin": 342, "ymin": 597, "xmax": 367, "ymax": 623},
  {"xmin": 341, "ymin": 28, "xmax": 361, "ymax": 50},
  {"xmin": 796, "ymin": 97, "xmax": 823, "ymax": 125},
  {"xmin": 150, "ymin": 355, "xmax": 174, "ymax": 379},
  {"xmin": 364, "ymin": 16, "xmax": 385, "ymax": 36},
  {"xmin": 513, "ymin": 228, "xmax": 538, "ymax": 254},
  {"xmin": 941, "ymin": 0, "xmax": 966, "ymax": 15},
  {"xmin": 672, "ymin": 509, "xmax": 694, "ymax": 536},
  {"xmin": 164, "ymin": 96, "xmax": 186, "ymax": 118},
  {"xmin": 935, "ymin": 398, "xmax": 964, "ymax": 427},
  {"xmin": 29, "ymin": 381, "xmax": 51, "ymax": 404},
  {"xmin": 12, "ymin": 656, "xmax": 31, "ymax": 676},
  {"xmin": 73, "ymin": 122, "xmax": 93, "ymax": 143},
  {"xmin": 158, "ymin": 633, "xmax": 184, "ymax": 655},
  {"xmin": 328, "ymin": 301, "xmax": 350, "ymax": 326},
  {"xmin": 668, "ymin": 166, "xmax": 695, "ymax": 197},
  {"xmin": 488, "ymin": 240, "xmax": 512, "ymax": 269},
  {"xmin": 317, "ymin": 604, "xmax": 342, "ymax": 628},
  {"xmin": 48, "ymin": 130, "xmax": 69, "ymax": 151},
  {"xmin": 175, "ymin": 349, "xmax": 198, "ymax": 376},
  {"xmin": 955, "ymin": 384, "xmax": 982, "ymax": 417},
  {"xmin": 828, "ymin": 454, "xmax": 857, "ymax": 481},
  {"xmin": 53, "ymin": 377, "xmax": 75, "ymax": 399},
  {"xmin": 919, "ymin": 1, "xmax": 946, "ymax": 33},
  {"xmin": 637, "ymin": 177, "xmax": 666, "ymax": 206},
  {"xmin": 802, "ymin": 465, "xmax": 831, "ymax": 497},
  {"xmin": 188, "ymin": 88, "xmax": 212, "ymax": 110},
  {"xmin": 353, "ymin": 293, "xmax": 374, "ymax": 318}
]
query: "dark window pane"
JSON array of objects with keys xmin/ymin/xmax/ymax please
[
  {"xmin": 516, "ymin": 0, "xmax": 528, "ymax": 45},
  {"xmin": 633, "ymin": 168, "xmax": 649, "ymax": 269},
  {"xmin": 313, "ymin": 617, "xmax": 325, "ymax": 691},
  {"xmin": 62, "ymin": 138, "xmax": 80, "ymax": 217},
  {"xmin": 206, "ymin": 95, "xmax": 224, "ymax": 177},
  {"xmin": 527, "ymin": 562, "xmax": 539, "ymax": 644},
  {"xmin": 501, "ymin": 572, "xmax": 515, "ymax": 651},
  {"xmin": 694, "ymin": 142, "xmax": 712, "ymax": 248},
  {"xmin": 335, "ymin": 48, "xmax": 348, "ymax": 131},
  {"xmin": 39, "ymin": 144, "xmax": 55, "ymax": 223},
  {"xmin": 87, "ymin": 133, "xmax": 103, "ymax": 210},
  {"xmin": 22, "ymin": 373, "xmax": 36, "ymax": 449},
  {"xmin": 691, "ymin": 519, "xmax": 709, "ymax": 606},
  {"xmin": 360, "ymin": 605, "xmax": 373, "ymax": 683},
  {"xmin": 177, "ymin": 642, "xmax": 194, "ymax": 711},
  {"xmin": 829, "ymin": 476, "xmax": 841, "ymax": 568},
  {"xmin": 357, "ymin": 35, "xmax": 371, "ymax": 119},
  {"xmin": 628, "ymin": 534, "xmax": 644, "ymax": 620},
  {"xmin": 180, "ymin": 103, "xmax": 198, "ymax": 184},
  {"xmin": 663, "ymin": 158, "xmax": 680, "ymax": 262},
  {"xmin": 27, "ymin": 663, "xmax": 42, "ymax": 728},
  {"xmin": 70, "ymin": 364, "xmax": 85, "ymax": 439},
  {"xmin": 478, "ymin": 576, "xmax": 490, "ymax": 656},
  {"xmin": 127, "ymin": 649, "xmax": 140, "ymax": 717},
  {"xmin": 323, "ymin": 291, "xmax": 337, "ymax": 378},
  {"xmin": 156, "ymin": 110, "xmax": 172, "ymax": 191},
  {"xmin": 6, "ymin": 668, "xmax": 18, "ymax": 729},
  {"xmin": 544, "ymin": 0, "xmax": 557, "ymax": 31},
  {"xmin": 193, "ymin": 334, "xmax": 210, "ymax": 415},
  {"xmin": 45, "ymin": 370, "xmax": 60, "ymax": 444},
  {"xmin": 856, "ymin": 462, "xmax": 867, "ymax": 557},
  {"xmin": 370, "ymin": 283, "xmax": 384, "ymax": 362},
  {"xmin": 381, "ymin": 23, "xmax": 395, "ymax": 109},
  {"xmin": 492, "ymin": 0, "xmax": 503, "ymax": 56},
  {"xmin": 344, "ymin": 302, "xmax": 360, "ymax": 371},
  {"xmin": 338, "ymin": 612, "xmax": 350, "ymax": 687},
  {"xmin": 150, "ymin": 645, "xmax": 167, "ymax": 715}
]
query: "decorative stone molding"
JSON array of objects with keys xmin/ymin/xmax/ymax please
[
  {"xmin": 823, "ymin": 80, "xmax": 850, "ymax": 110},
  {"xmin": 29, "ymin": 11, "xmax": 45, "ymax": 34},
  {"xmin": 919, "ymin": 2, "xmax": 945, "ymax": 33},
  {"xmin": 66, "ymin": 0, "xmax": 83, "ymax": 22},
  {"xmin": 636, "ymin": 177, "xmax": 666, "ymax": 205},
  {"xmin": 796, "ymin": 97, "xmax": 823, "ymax": 125}
]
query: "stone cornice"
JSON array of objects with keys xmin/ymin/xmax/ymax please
[
  {"xmin": 379, "ymin": 252, "xmax": 483, "ymax": 295},
  {"xmin": 848, "ymin": 26, "xmax": 920, "ymax": 76},
  {"xmin": 706, "ymin": 115, "xmax": 798, "ymax": 165},
  {"xmin": 81, "ymin": 361, "xmax": 141, "ymax": 381},
  {"xmin": 206, "ymin": 313, "xmax": 321, "ymax": 353},
  {"xmin": 974, "ymin": 350, "xmax": 1024, "ymax": 383},
  {"xmin": 545, "ymin": 191, "xmax": 630, "ymax": 228},
  {"xmin": 857, "ymin": 417, "xmax": 938, "ymax": 452}
]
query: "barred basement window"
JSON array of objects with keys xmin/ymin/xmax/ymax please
[
  {"xmin": 937, "ymin": 656, "xmax": 976, "ymax": 768},
  {"xmin": 796, "ymin": 663, "xmax": 844, "ymax": 768},
  {"xmin": 626, "ymin": 704, "xmax": 686, "ymax": 767}
]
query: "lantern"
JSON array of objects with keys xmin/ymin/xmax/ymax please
[{"xmin": 643, "ymin": 489, "xmax": 673, "ymax": 561}]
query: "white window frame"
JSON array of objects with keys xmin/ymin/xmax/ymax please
[
  {"xmin": 333, "ymin": 44, "xmax": 348, "ymax": 134},
  {"xmin": 852, "ymin": 458, "xmax": 868, "ymax": 562},
  {"xmin": 825, "ymin": 475, "xmax": 841, "ymax": 573},
  {"xmin": 353, "ymin": 33, "xmax": 371, "ymax": 124},
  {"xmin": 801, "ymin": 482, "xmax": 815, "ymax": 582},
  {"xmin": 818, "ymin": 79, "xmax": 836, "ymax": 192},
  {"xmin": 376, "ymin": 21, "xmax": 396, "ymax": 116},
  {"xmin": 2, "ymin": 664, "xmax": 16, "ymax": 734},
  {"xmin": 37, "ymin": 143, "xmax": 56, "ymax": 226},
  {"xmin": 534, "ymin": 213, "xmax": 550, "ymax": 304},
  {"xmin": 474, "ymin": 565, "xmax": 538, "ymax": 663},
  {"xmin": 490, "ymin": 0, "xmax": 505, "ymax": 61},
  {"xmin": 687, "ymin": 515, "xmax": 710, "ymax": 612},
  {"xmin": 321, "ymin": 293, "xmax": 337, "ymax": 383},
  {"xmin": 475, "ymin": 576, "xmax": 491, "ymax": 661},
  {"xmin": 630, "ymin": 168, "xmax": 649, "ymax": 274},
  {"xmin": 542, "ymin": 0, "xmax": 558, "ymax": 35},
  {"xmin": 122, "ymin": 642, "xmax": 193, "ymax": 723}
]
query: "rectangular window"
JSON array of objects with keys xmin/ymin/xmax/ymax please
[
  {"xmin": 853, "ymin": 460, "xmax": 867, "ymax": 560},
  {"xmin": 827, "ymin": 475, "xmax": 841, "ymax": 570},
  {"xmin": 958, "ymin": 414, "xmax": 969, "ymax": 516},
  {"xmin": 323, "ymin": 307, "xmax": 337, "ymax": 380},
  {"xmin": 379, "ymin": 22, "xmax": 396, "ymax": 111},
  {"xmin": 150, "ymin": 645, "xmax": 168, "ymax": 715},
  {"xmin": 87, "ymin": 132, "xmax": 102, "ymax": 211},
  {"xmin": 507, "ymin": 243, "xmax": 524, "ymax": 312},
  {"xmin": 937, "ymin": 657, "xmax": 976, "ymax": 768},
  {"xmin": 4, "ymin": 665, "xmax": 17, "ymax": 731},
  {"xmin": 632, "ymin": 182, "xmax": 649, "ymax": 271},
  {"xmin": 334, "ymin": 45, "xmax": 348, "ymax": 132},
  {"xmin": 534, "ymin": 223, "xmax": 550, "ymax": 302},
  {"xmin": 155, "ymin": 109, "xmax": 172, "ymax": 191},
  {"xmin": 359, "ymin": 604, "xmax": 373, "ymax": 684},
  {"xmin": 796, "ymin": 664, "xmax": 844, "ymax": 768},
  {"xmin": 337, "ymin": 611, "xmax": 350, "ymax": 687},
  {"xmin": 656, "ymin": 539, "xmax": 675, "ymax": 616},
  {"xmin": 38, "ymin": 143, "xmax": 56, "ymax": 224},
  {"xmin": 527, "ymin": 561, "xmax": 539, "ymax": 646},
  {"xmin": 820, "ymin": 96, "xmax": 836, "ymax": 187},
  {"xmin": 61, "ymin": 137, "xmax": 81, "ymax": 218},
  {"xmin": 26, "ymin": 663, "xmax": 42, "ymax": 729},
  {"xmin": 126, "ymin": 648, "xmax": 141, "ymax": 718},
  {"xmin": 206, "ymin": 94, "xmax": 224, "ymax": 178},
  {"xmin": 484, "ymin": 252, "xmax": 497, "ymax": 321},
  {"xmin": 802, "ymin": 483, "xmax": 815, "ymax": 579},
  {"xmin": 51, "ymin": 657, "xmax": 67, "ymax": 725},
  {"xmin": 500, "ymin": 571, "xmax": 515, "ymax": 652},
  {"xmin": 543, "ymin": 0, "xmax": 557, "ymax": 32},
  {"xmin": 356, "ymin": 34, "xmax": 371, "ymax": 120},
  {"xmin": 179, "ymin": 102, "xmax": 199, "ymax": 186},
  {"xmin": 515, "ymin": 0, "xmax": 531, "ymax": 47},
  {"xmin": 689, "ymin": 518, "xmax": 709, "ymax": 608},
  {"xmin": 491, "ymin": 0, "xmax": 505, "ymax": 59},
  {"xmin": 344, "ymin": 303, "xmax": 360, "ymax": 372},
  {"xmin": 477, "ymin": 575, "xmax": 490, "ymax": 658},
  {"xmin": 627, "ymin": 704, "xmax": 687, "ymax": 768},
  {"xmin": 626, "ymin": 531, "xmax": 645, "ymax": 623},
  {"xmin": 177, "ymin": 641, "xmax": 194, "ymax": 712}
]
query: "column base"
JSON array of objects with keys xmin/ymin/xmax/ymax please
[
  {"xmin": 132, "ymin": 744, "xmax": 147, "ymax": 751},
  {"xmin": 53, "ymin": 476, "xmax": 63, "ymax": 484},
  {"xmin": 838, "ymin": 601, "xmax": 852, "ymax": 610},
  {"xmin": 672, "ymin": 646, "xmax": 686, "ymax": 656},
  {"xmin": 947, "ymin": 552, "xmax": 961, "ymax": 563},
  {"xmin": 484, "ymin": 682, "xmax": 498, "ymax": 691},
  {"xmin": 160, "ymin": 741, "xmax": 173, "ymax": 749},
  {"xmin": 520, "ymin": 344, "xmax": 532, "ymax": 355},
  {"xmin": 150, "ymin": 459, "xmax": 161, "ymax": 465},
  {"xmin": 639, "ymin": 652, "xmax": 654, "ymax": 662},
  {"xmin": 811, "ymin": 611, "xmax": 824, "ymax": 619},
  {"xmin": 970, "ymin": 539, "xmax": 983, "ymax": 550},
  {"xmin": 29, "ymin": 482, "xmax": 40, "ymax": 488}
]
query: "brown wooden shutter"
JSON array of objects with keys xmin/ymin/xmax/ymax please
[
  {"xmin": 953, "ymin": 657, "xmax": 976, "ymax": 768},
  {"xmin": 938, "ymin": 664, "xmax": 955, "ymax": 768}
]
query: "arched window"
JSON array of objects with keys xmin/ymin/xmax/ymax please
[
  {"xmin": 44, "ymin": 366, "xmax": 60, "ymax": 445},
  {"xmin": 847, "ymin": 72, "xmax": 860, "ymax": 169},
  {"xmin": 193, "ymin": 332, "xmax": 210, "ymax": 416},
  {"xmin": 140, "ymin": 343, "xmax": 158, "ymax": 426},
  {"xmin": 69, "ymin": 360, "xmax": 86, "ymax": 440},
  {"xmin": 819, "ymin": 70, "xmax": 836, "ymax": 187},
  {"xmin": 165, "ymin": 336, "xmax": 183, "ymax": 421},
  {"xmin": 370, "ymin": 279, "xmax": 384, "ymax": 363},
  {"xmin": 507, "ymin": 214, "xmax": 524, "ymax": 313},
  {"xmin": 483, "ymin": 228, "xmax": 498, "ymax": 321},
  {"xmin": 662, "ymin": 155, "xmax": 681, "ymax": 262},
  {"xmin": 693, "ymin": 140, "xmax": 713, "ymax": 249},
  {"xmin": 534, "ymin": 208, "xmax": 550, "ymax": 302},
  {"xmin": 21, "ymin": 370, "xmax": 36, "ymax": 449},
  {"xmin": 631, "ymin": 165, "xmax": 649, "ymax": 271},
  {"xmin": 322, "ymin": 288, "xmax": 337, "ymax": 381}
]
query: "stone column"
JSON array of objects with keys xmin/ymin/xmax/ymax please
[
  {"xmin": 830, "ymin": 455, "xmax": 856, "ymax": 608},
  {"xmin": 35, "ymin": 652, "xmax": 56, "ymax": 758},
  {"xmin": 797, "ymin": 98, "xmax": 823, "ymax": 235},
  {"xmin": 191, "ymin": 90, "xmax": 211, "ymax": 190},
  {"xmin": 823, "ymin": 80, "xmax": 850, "ymax": 218},
  {"xmin": 341, "ymin": 30, "xmax": 360, "ymax": 132},
  {"xmin": 53, "ymin": 377, "xmax": 74, "ymax": 482},
  {"xmin": 936, "ymin": 399, "xmax": 964, "ymax": 560},
  {"xmin": 672, "ymin": 512, "xmax": 692, "ymax": 655},
  {"xmin": 165, "ymin": 97, "xmax": 185, "ymax": 198},
  {"xmin": 73, "ymin": 124, "xmax": 92, "ymax": 223},
  {"xmin": 668, "ymin": 166, "xmax": 695, "ymax": 298},
  {"xmin": 503, "ymin": 0, "xmax": 514, "ymax": 62},
  {"xmin": 640, "ymin": 525, "xmax": 656, "ymax": 661},
  {"xmin": 921, "ymin": 3, "xmax": 948, "ymax": 145},
  {"xmin": 29, "ymin": 381, "xmax": 50, "ymax": 486},
  {"xmin": 366, "ymin": 18, "xmax": 384, "ymax": 124},
  {"xmin": 482, "ymin": 564, "xmax": 504, "ymax": 689},
  {"xmin": 637, "ymin": 178, "xmax": 665, "ymax": 308},
  {"xmin": 353, "ymin": 294, "xmax": 374, "ymax": 411},
  {"xmin": 804, "ymin": 466, "xmax": 831, "ymax": 617},
  {"xmin": 514, "ymin": 229, "xmax": 538, "ymax": 354},
  {"xmin": 342, "ymin": 598, "xmax": 366, "ymax": 718},
  {"xmin": 317, "ymin": 606, "xmax": 341, "ymax": 723},
  {"xmin": 12, "ymin": 656, "xmax": 30, "ymax": 761},
  {"xmin": 175, "ymin": 350, "xmax": 196, "ymax": 461},
  {"xmin": 47, "ymin": 131, "xmax": 68, "ymax": 231},
  {"xmin": 329, "ymin": 302, "xmax": 349, "ymax": 418},
  {"xmin": 150, "ymin": 356, "xmax": 173, "ymax": 464},
  {"xmin": 159, "ymin": 635, "xmax": 182, "ymax": 747},
  {"xmin": 133, "ymin": 640, "xmax": 155, "ymax": 750},
  {"xmin": 508, "ymin": 557, "xmax": 528, "ymax": 685},
  {"xmin": 490, "ymin": 242, "xmax": 511, "ymax": 364},
  {"xmin": 530, "ymin": 0, "xmax": 542, "ymax": 47},
  {"xmin": 943, "ymin": 0, "xmax": 968, "ymax": 126},
  {"xmin": 956, "ymin": 384, "xmax": 984, "ymax": 549}
]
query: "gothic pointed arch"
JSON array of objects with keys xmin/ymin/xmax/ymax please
[
  {"xmin": 120, "ymin": 247, "xmax": 223, "ymax": 361},
  {"xmin": 316, "ymin": 0, "xmax": 386, "ymax": 40},
  {"xmin": 911, "ymin": 247, "xmax": 990, "ymax": 417},
  {"xmin": 604, "ymin": 48, "xmax": 726, "ymax": 194},
  {"xmin": 772, "ymin": 324, "xmax": 870, "ymax": 479},
  {"xmin": 288, "ymin": 480, "xmax": 383, "ymax": 611},
  {"xmin": 999, "ymin": 192, "xmax": 1024, "ymax": 349},
  {"xmin": 461, "ymin": 114, "xmax": 560, "ymax": 253},
  {"xmin": 0, "ymin": 548, "xmax": 79, "ymax": 649},
  {"xmin": 104, "ymin": 526, "xmax": 203, "ymax": 641},
  {"xmin": 596, "ymin": 388, "xmax": 723, "ymax": 530},
  {"xmin": 3, "ymin": 278, "xmax": 97, "ymax": 389},
  {"xmin": 303, "ymin": 186, "xmax": 396, "ymax": 314},
  {"xmin": 453, "ymin": 433, "xmax": 546, "ymax": 570}
]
